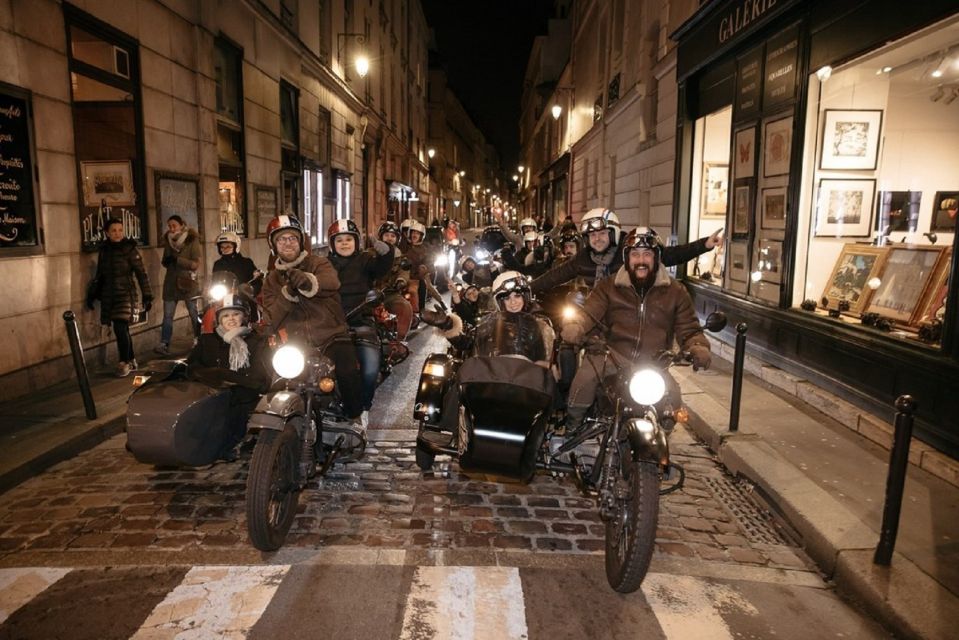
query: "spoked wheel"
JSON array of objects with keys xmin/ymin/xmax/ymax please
[
  {"xmin": 246, "ymin": 424, "xmax": 302, "ymax": 551},
  {"xmin": 604, "ymin": 446, "xmax": 660, "ymax": 593}
]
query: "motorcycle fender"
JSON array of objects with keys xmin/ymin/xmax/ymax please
[
  {"xmin": 624, "ymin": 418, "xmax": 669, "ymax": 467},
  {"xmin": 414, "ymin": 354, "xmax": 453, "ymax": 423},
  {"xmin": 248, "ymin": 390, "xmax": 304, "ymax": 432}
]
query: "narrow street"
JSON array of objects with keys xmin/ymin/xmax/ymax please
[{"xmin": 0, "ymin": 330, "xmax": 888, "ymax": 638}]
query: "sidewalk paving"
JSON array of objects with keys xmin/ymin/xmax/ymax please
[{"xmin": 1, "ymin": 334, "xmax": 957, "ymax": 638}]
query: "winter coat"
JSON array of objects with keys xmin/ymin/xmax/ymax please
[
  {"xmin": 530, "ymin": 236, "xmax": 710, "ymax": 294},
  {"xmin": 261, "ymin": 250, "xmax": 349, "ymax": 349},
  {"xmin": 161, "ymin": 228, "xmax": 202, "ymax": 300},
  {"xmin": 569, "ymin": 264, "xmax": 708, "ymax": 367},
  {"xmin": 328, "ymin": 245, "xmax": 395, "ymax": 322},
  {"xmin": 92, "ymin": 238, "xmax": 152, "ymax": 325},
  {"xmin": 398, "ymin": 236, "xmax": 430, "ymax": 279},
  {"xmin": 186, "ymin": 330, "xmax": 272, "ymax": 393},
  {"xmin": 213, "ymin": 252, "xmax": 261, "ymax": 296}
]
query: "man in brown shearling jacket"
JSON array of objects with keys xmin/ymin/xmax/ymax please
[{"xmin": 561, "ymin": 227, "xmax": 711, "ymax": 431}]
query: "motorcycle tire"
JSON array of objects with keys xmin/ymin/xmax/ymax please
[
  {"xmin": 415, "ymin": 444, "xmax": 435, "ymax": 471},
  {"xmin": 246, "ymin": 424, "xmax": 302, "ymax": 551},
  {"xmin": 605, "ymin": 458, "xmax": 659, "ymax": 593}
]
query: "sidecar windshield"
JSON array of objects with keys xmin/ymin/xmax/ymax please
[{"xmin": 473, "ymin": 312, "xmax": 552, "ymax": 363}]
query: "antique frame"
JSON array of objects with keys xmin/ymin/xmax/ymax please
[
  {"xmin": 762, "ymin": 115, "xmax": 792, "ymax": 178},
  {"xmin": 930, "ymin": 191, "xmax": 959, "ymax": 232},
  {"xmin": 701, "ymin": 162, "xmax": 728, "ymax": 218},
  {"xmin": 875, "ymin": 190, "xmax": 921, "ymax": 234},
  {"xmin": 155, "ymin": 171, "xmax": 201, "ymax": 242},
  {"xmin": 756, "ymin": 238, "xmax": 783, "ymax": 284},
  {"xmin": 727, "ymin": 240, "xmax": 749, "ymax": 283},
  {"xmin": 80, "ymin": 160, "xmax": 135, "ymax": 207},
  {"xmin": 820, "ymin": 109, "xmax": 883, "ymax": 171},
  {"xmin": 760, "ymin": 186, "xmax": 787, "ymax": 230},
  {"xmin": 733, "ymin": 126, "xmax": 756, "ymax": 180},
  {"xmin": 915, "ymin": 247, "xmax": 952, "ymax": 325},
  {"xmin": 815, "ymin": 179, "xmax": 875, "ymax": 238},
  {"xmin": 732, "ymin": 181, "xmax": 751, "ymax": 237},
  {"xmin": 865, "ymin": 245, "xmax": 945, "ymax": 325},
  {"xmin": 821, "ymin": 244, "xmax": 888, "ymax": 315}
]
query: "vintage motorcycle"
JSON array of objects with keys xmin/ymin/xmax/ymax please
[
  {"xmin": 414, "ymin": 306, "xmax": 726, "ymax": 592},
  {"xmin": 244, "ymin": 291, "xmax": 389, "ymax": 551}
]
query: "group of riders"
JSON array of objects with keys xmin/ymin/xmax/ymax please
[{"xmin": 169, "ymin": 205, "xmax": 723, "ymax": 460}]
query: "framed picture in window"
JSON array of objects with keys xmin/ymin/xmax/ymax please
[
  {"xmin": 755, "ymin": 238, "xmax": 783, "ymax": 284},
  {"xmin": 255, "ymin": 185, "xmax": 278, "ymax": 235},
  {"xmin": 821, "ymin": 245, "xmax": 887, "ymax": 314},
  {"xmin": 930, "ymin": 191, "xmax": 959, "ymax": 232},
  {"xmin": 819, "ymin": 109, "xmax": 883, "ymax": 170},
  {"xmin": 760, "ymin": 186, "xmax": 787, "ymax": 230},
  {"xmin": 762, "ymin": 115, "xmax": 792, "ymax": 178},
  {"xmin": 734, "ymin": 126, "xmax": 756, "ymax": 180},
  {"xmin": 155, "ymin": 172, "xmax": 201, "ymax": 241},
  {"xmin": 865, "ymin": 245, "xmax": 945, "ymax": 325},
  {"xmin": 728, "ymin": 240, "xmax": 749, "ymax": 283},
  {"xmin": 733, "ymin": 182, "xmax": 751, "ymax": 237},
  {"xmin": 81, "ymin": 160, "xmax": 135, "ymax": 207},
  {"xmin": 915, "ymin": 247, "xmax": 951, "ymax": 325},
  {"xmin": 815, "ymin": 179, "xmax": 875, "ymax": 237},
  {"xmin": 701, "ymin": 163, "xmax": 729, "ymax": 218}
]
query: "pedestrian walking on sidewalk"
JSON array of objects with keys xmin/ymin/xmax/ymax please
[
  {"xmin": 86, "ymin": 218, "xmax": 153, "ymax": 377},
  {"xmin": 155, "ymin": 215, "xmax": 201, "ymax": 355}
]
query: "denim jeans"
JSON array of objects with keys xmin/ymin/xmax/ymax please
[
  {"xmin": 355, "ymin": 341, "xmax": 381, "ymax": 411},
  {"xmin": 160, "ymin": 298, "xmax": 200, "ymax": 345}
]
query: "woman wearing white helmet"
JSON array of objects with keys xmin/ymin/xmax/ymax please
[{"xmin": 213, "ymin": 230, "xmax": 262, "ymax": 296}]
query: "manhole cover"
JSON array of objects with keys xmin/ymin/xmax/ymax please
[{"xmin": 704, "ymin": 475, "xmax": 790, "ymax": 546}]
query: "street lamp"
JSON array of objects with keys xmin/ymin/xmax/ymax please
[
  {"xmin": 459, "ymin": 170, "xmax": 465, "ymax": 177},
  {"xmin": 512, "ymin": 174, "xmax": 519, "ymax": 181},
  {"xmin": 518, "ymin": 165, "xmax": 525, "ymax": 173},
  {"xmin": 336, "ymin": 33, "xmax": 369, "ymax": 79},
  {"xmin": 453, "ymin": 199, "xmax": 460, "ymax": 207},
  {"xmin": 551, "ymin": 104, "xmax": 562, "ymax": 119},
  {"xmin": 427, "ymin": 148, "xmax": 436, "ymax": 159}
]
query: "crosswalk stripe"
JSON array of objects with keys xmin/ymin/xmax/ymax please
[
  {"xmin": 400, "ymin": 566, "xmax": 529, "ymax": 640},
  {"xmin": 0, "ymin": 567, "xmax": 71, "ymax": 624},
  {"xmin": 641, "ymin": 573, "xmax": 759, "ymax": 640},
  {"xmin": 131, "ymin": 565, "xmax": 290, "ymax": 639}
]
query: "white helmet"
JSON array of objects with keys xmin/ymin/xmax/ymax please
[
  {"xmin": 519, "ymin": 217, "xmax": 537, "ymax": 234},
  {"xmin": 215, "ymin": 230, "xmax": 241, "ymax": 254},
  {"xmin": 580, "ymin": 208, "xmax": 622, "ymax": 247},
  {"xmin": 407, "ymin": 220, "xmax": 426, "ymax": 244},
  {"xmin": 523, "ymin": 231, "xmax": 539, "ymax": 248},
  {"xmin": 492, "ymin": 270, "xmax": 532, "ymax": 311},
  {"xmin": 400, "ymin": 218, "xmax": 414, "ymax": 233}
]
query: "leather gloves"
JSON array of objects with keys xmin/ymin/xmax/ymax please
[
  {"xmin": 372, "ymin": 239, "xmax": 391, "ymax": 256},
  {"xmin": 689, "ymin": 345, "xmax": 711, "ymax": 371},
  {"xmin": 561, "ymin": 323, "xmax": 585, "ymax": 345},
  {"xmin": 84, "ymin": 297, "xmax": 96, "ymax": 311},
  {"xmin": 286, "ymin": 268, "xmax": 312, "ymax": 292},
  {"xmin": 161, "ymin": 255, "xmax": 175, "ymax": 268},
  {"xmin": 142, "ymin": 296, "xmax": 153, "ymax": 312},
  {"xmin": 421, "ymin": 308, "xmax": 451, "ymax": 330}
]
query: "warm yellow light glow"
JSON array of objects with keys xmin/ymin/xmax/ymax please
[
  {"xmin": 427, "ymin": 148, "xmax": 435, "ymax": 158},
  {"xmin": 551, "ymin": 104, "xmax": 562, "ymax": 119},
  {"xmin": 355, "ymin": 55, "xmax": 370, "ymax": 78}
]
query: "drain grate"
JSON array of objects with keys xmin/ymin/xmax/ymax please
[{"xmin": 703, "ymin": 475, "xmax": 790, "ymax": 546}]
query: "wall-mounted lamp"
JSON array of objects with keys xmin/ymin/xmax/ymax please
[
  {"xmin": 336, "ymin": 33, "xmax": 369, "ymax": 79},
  {"xmin": 512, "ymin": 174, "xmax": 519, "ymax": 181},
  {"xmin": 453, "ymin": 199, "xmax": 460, "ymax": 207},
  {"xmin": 459, "ymin": 170, "xmax": 465, "ymax": 177},
  {"xmin": 551, "ymin": 104, "xmax": 562, "ymax": 119},
  {"xmin": 427, "ymin": 148, "xmax": 436, "ymax": 158},
  {"xmin": 815, "ymin": 66, "xmax": 832, "ymax": 82},
  {"xmin": 517, "ymin": 165, "xmax": 525, "ymax": 173}
]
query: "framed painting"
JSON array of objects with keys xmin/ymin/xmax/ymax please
[
  {"xmin": 760, "ymin": 186, "xmax": 787, "ymax": 230},
  {"xmin": 155, "ymin": 172, "xmax": 201, "ymax": 241},
  {"xmin": 756, "ymin": 238, "xmax": 783, "ymax": 284},
  {"xmin": 821, "ymin": 245, "xmax": 887, "ymax": 314},
  {"xmin": 701, "ymin": 163, "xmax": 729, "ymax": 217},
  {"xmin": 815, "ymin": 179, "xmax": 875, "ymax": 238},
  {"xmin": 81, "ymin": 160, "xmax": 135, "ymax": 207},
  {"xmin": 763, "ymin": 115, "xmax": 792, "ymax": 178},
  {"xmin": 865, "ymin": 245, "xmax": 945, "ymax": 325},
  {"xmin": 875, "ymin": 190, "xmax": 921, "ymax": 234},
  {"xmin": 930, "ymin": 191, "xmax": 958, "ymax": 232},
  {"xmin": 915, "ymin": 247, "xmax": 952, "ymax": 325},
  {"xmin": 820, "ymin": 109, "xmax": 883, "ymax": 170},
  {"xmin": 733, "ymin": 182, "xmax": 751, "ymax": 237},
  {"xmin": 733, "ymin": 126, "xmax": 756, "ymax": 180},
  {"xmin": 254, "ymin": 185, "xmax": 278, "ymax": 236},
  {"xmin": 728, "ymin": 240, "xmax": 749, "ymax": 283}
]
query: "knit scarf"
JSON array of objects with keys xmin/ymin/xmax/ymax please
[
  {"xmin": 216, "ymin": 326, "xmax": 252, "ymax": 371},
  {"xmin": 590, "ymin": 249, "xmax": 616, "ymax": 284},
  {"xmin": 168, "ymin": 229, "xmax": 189, "ymax": 251}
]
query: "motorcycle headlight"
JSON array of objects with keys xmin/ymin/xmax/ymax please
[
  {"xmin": 628, "ymin": 369, "xmax": 666, "ymax": 406},
  {"xmin": 434, "ymin": 254, "xmax": 448, "ymax": 267},
  {"xmin": 561, "ymin": 305, "xmax": 577, "ymax": 321},
  {"xmin": 475, "ymin": 249, "xmax": 490, "ymax": 263},
  {"xmin": 423, "ymin": 362, "xmax": 445, "ymax": 377},
  {"xmin": 272, "ymin": 345, "xmax": 305, "ymax": 379},
  {"xmin": 209, "ymin": 283, "xmax": 229, "ymax": 301}
]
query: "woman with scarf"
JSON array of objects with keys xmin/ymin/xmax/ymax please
[
  {"xmin": 187, "ymin": 294, "xmax": 271, "ymax": 459},
  {"xmin": 155, "ymin": 215, "xmax": 202, "ymax": 355}
]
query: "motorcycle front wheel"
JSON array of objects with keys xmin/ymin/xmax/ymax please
[
  {"xmin": 246, "ymin": 424, "xmax": 302, "ymax": 551},
  {"xmin": 605, "ymin": 454, "xmax": 660, "ymax": 593}
]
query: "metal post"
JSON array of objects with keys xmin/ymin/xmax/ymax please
[
  {"xmin": 728, "ymin": 322, "xmax": 748, "ymax": 432},
  {"xmin": 63, "ymin": 310, "xmax": 97, "ymax": 419},
  {"xmin": 874, "ymin": 395, "xmax": 917, "ymax": 565}
]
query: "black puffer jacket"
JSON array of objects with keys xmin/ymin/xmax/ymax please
[
  {"xmin": 328, "ymin": 246, "xmax": 395, "ymax": 323},
  {"xmin": 94, "ymin": 239, "xmax": 152, "ymax": 325},
  {"xmin": 186, "ymin": 330, "xmax": 272, "ymax": 393},
  {"xmin": 213, "ymin": 252, "xmax": 261, "ymax": 295}
]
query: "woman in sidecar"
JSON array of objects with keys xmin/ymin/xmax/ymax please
[
  {"xmin": 126, "ymin": 294, "xmax": 271, "ymax": 466},
  {"xmin": 415, "ymin": 271, "xmax": 557, "ymax": 478}
]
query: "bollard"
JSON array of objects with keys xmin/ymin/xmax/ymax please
[
  {"xmin": 874, "ymin": 395, "xmax": 917, "ymax": 565},
  {"xmin": 63, "ymin": 310, "xmax": 97, "ymax": 419},
  {"xmin": 728, "ymin": 322, "xmax": 748, "ymax": 432}
]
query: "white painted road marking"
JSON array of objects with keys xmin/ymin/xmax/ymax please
[
  {"xmin": 400, "ymin": 566, "xmax": 529, "ymax": 640},
  {"xmin": 642, "ymin": 573, "xmax": 759, "ymax": 640},
  {"xmin": 0, "ymin": 567, "xmax": 71, "ymax": 623},
  {"xmin": 131, "ymin": 565, "xmax": 289, "ymax": 640}
]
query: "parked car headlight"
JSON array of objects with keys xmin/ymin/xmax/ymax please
[
  {"xmin": 628, "ymin": 369, "xmax": 666, "ymax": 406},
  {"xmin": 273, "ymin": 345, "xmax": 305, "ymax": 379}
]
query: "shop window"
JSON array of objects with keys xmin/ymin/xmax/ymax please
[
  {"xmin": 66, "ymin": 8, "xmax": 146, "ymax": 251},
  {"xmin": 280, "ymin": 81, "xmax": 300, "ymax": 217},
  {"xmin": 302, "ymin": 166, "xmax": 326, "ymax": 248},
  {"xmin": 687, "ymin": 107, "xmax": 732, "ymax": 286},
  {"xmin": 796, "ymin": 14, "xmax": 959, "ymax": 349},
  {"xmin": 215, "ymin": 37, "xmax": 247, "ymax": 235}
]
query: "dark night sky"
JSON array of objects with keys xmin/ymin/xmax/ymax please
[{"xmin": 420, "ymin": 0, "xmax": 555, "ymax": 172}]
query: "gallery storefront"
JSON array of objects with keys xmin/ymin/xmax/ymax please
[{"xmin": 672, "ymin": 0, "xmax": 959, "ymax": 457}]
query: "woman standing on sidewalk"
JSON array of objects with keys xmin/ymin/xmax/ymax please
[
  {"xmin": 155, "ymin": 215, "xmax": 201, "ymax": 355},
  {"xmin": 86, "ymin": 218, "xmax": 153, "ymax": 377}
]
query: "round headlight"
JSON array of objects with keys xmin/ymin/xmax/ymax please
[
  {"xmin": 209, "ymin": 283, "xmax": 229, "ymax": 301},
  {"xmin": 561, "ymin": 305, "xmax": 576, "ymax": 321},
  {"xmin": 272, "ymin": 345, "xmax": 305, "ymax": 379},
  {"xmin": 628, "ymin": 369, "xmax": 666, "ymax": 405},
  {"xmin": 434, "ymin": 254, "xmax": 448, "ymax": 267}
]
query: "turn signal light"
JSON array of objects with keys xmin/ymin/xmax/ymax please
[
  {"xmin": 674, "ymin": 406, "xmax": 689, "ymax": 424},
  {"xmin": 318, "ymin": 377, "xmax": 335, "ymax": 393}
]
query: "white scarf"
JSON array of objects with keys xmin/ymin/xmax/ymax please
[
  {"xmin": 216, "ymin": 326, "xmax": 252, "ymax": 371},
  {"xmin": 168, "ymin": 229, "xmax": 189, "ymax": 251}
]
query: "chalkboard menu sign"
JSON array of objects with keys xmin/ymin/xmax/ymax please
[
  {"xmin": 763, "ymin": 25, "xmax": 799, "ymax": 109},
  {"xmin": 735, "ymin": 46, "xmax": 764, "ymax": 120},
  {"xmin": 0, "ymin": 83, "xmax": 39, "ymax": 249}
]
